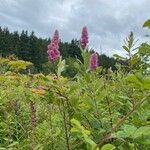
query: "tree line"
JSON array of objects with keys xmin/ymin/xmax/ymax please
[{"xmin": 0, "ymin": 27, "xmax": 117, "ymax": 73}]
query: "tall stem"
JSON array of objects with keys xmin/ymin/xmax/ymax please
[
  {"xmin": 30, "ymin": 101, "xmax": 36, "ymax": 150},
  {"xmin": 104, "ymin": 79, "xmax": 113, "ymax": 128},
  {"xmin": 106, "ymin": 97, "xmax": 113, "ymax": 128},
  {"xmin": 61, "ymin": 100, "xmax": 71, "ymax": 150}
]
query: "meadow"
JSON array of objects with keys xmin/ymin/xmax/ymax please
[{"xmin": 0, "ymin": 20, "xmax": 150, "ymax": 150}]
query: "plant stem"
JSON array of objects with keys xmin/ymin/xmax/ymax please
[
  {"xmin": 49, "ymin": 104, "xmax": 54, "ymax": 150},
  {"xmin": 61, "ymin": 100, "xmax": 71, "ymax": 150},
  {"xmin": 30, "ymin": 101, "xmax": 36, "ymax": 150},
  {"xmin": 106, "ymin": 97, "xmax": 113, "ymax": 128}
]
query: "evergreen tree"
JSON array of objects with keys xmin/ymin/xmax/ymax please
[
  {"xmin": 99, "ymin": 54, "xmax": 117, "ymax": 71},
  {"xmin": 12, "ymin": 31, "xmax": 20, "ymax": 56},
  {"xmin": 18, "ymin": 30, "xmax": 30, "ymax": 60},
  {"xmin": 0, "ymin": 28, "xmax": 11, "ymax": 56},
  {"xmin": 69, "ymin": 39, "xmax": 83, "ymax": 61},
  {"xmin": 0, "ymin": 26, "xmax": 117, "ymax": 73}
]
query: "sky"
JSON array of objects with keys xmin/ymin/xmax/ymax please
[{"xmin": 0, "ymin": 0, "xmax": 149, "ymax": 56}]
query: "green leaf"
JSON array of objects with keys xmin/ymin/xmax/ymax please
[
  {"xmin": 131, "ymin": 54, "xmax": 140, "ymax": 66},
  {"xmin": 122, "ymin": 45, "xmax": 129, "ymax": 52},
  {"xmin": 125, "ymin": 73, "xmax": 143, "ymax": 87},
  {"xmin": 123, "ymin": 125, "xmax": 137, "ymax": 137},
  {"xmin": 113, "ymin": 125, "xmax": 137, "ymax": 139},
  {"xmin": 113, "ymin": 125, "xmax": 150, "ymax": 141},
  {"xmin": 57, "ymin": 57, "xmax": 66, "ymax": 77},
  {"xmin": 35, "ymin": 144, "xmax": 44, "ymax": 150},
  {"xmin": 101, "ymin": 144, "xmax": 115, "ymax": 150},
  {"xmin": 133, "ymin": 127, "xmax": 150, "ymax": 139},
  {"xmin": 118, "ymin": 96, "xmax": 131, "ymax": 100},
  {"xmin": 143, "ymin": 19, "xmax": 150, "ymax": 28},
  {"xmin": 143, "ymin": 77, "xmax": 150, "ymax": 89},
  {"xmin": 0, "ymin": 148, "xmax": 7, "ymax": 150},
  {"xmin": 7, "ymin": 141, "xmax": 18, "ymax": 148},
  {"xmin": 139, "ymin": 43, "xmax": 150, "ymax": 55},
  {"xmin": 126, "ymin": 73, "xmax": 150, "ymax": 89},
  {"xmin": 71, "ymin": 118, "xmax": 99, "ymax": 150}
]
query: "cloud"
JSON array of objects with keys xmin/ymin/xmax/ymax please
[{"xmin": 0, "ymin": 0, "xmax": 149, "ymax": 56}]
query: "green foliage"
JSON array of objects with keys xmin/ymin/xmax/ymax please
[
  {"xmin": 0, "ymin": 57, "xmax": 33, "ymax": 73},
  {"xmin": 139, "ymin": 43, "xmax": 150, "ymax": 55},
  {"xmin": 8, "ymin": 60, "xmax": 32, "ymax": 72},
  {"xmin": 0, "ymin": 20, "xmax": 150, "ymax": 150},
  {"xmin": 0, "ymin": 27, "xmax": 117, "ymax": 75},
  {"xmin": 143, "ymin": 19, "xmax": 150, "ymax": 28},
  {"xmin": 101, "ymin": 144, "xmax": 115, "ymax": 150},
  {"xmin": 71, "ymin": 118, "xmax": 99, "ymax": 150},
  {"xmin": 113, "ymin": 125, "xmax": 150, "ymax": 139},
  {"xmin": 57, "ymin": 57, "xmax": 66, "ymax": 77}
]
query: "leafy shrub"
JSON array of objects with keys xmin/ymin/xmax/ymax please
[{"xmin": 0, "ymin": 20, "xmax": 150, "ymax": 150}]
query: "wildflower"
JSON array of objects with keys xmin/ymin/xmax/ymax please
[
  {"xmin": 47, "ymin": 30, "xmax": 60, "ymax": 62},
  {"xmin": 30, "ymin": 101, "xmax": 36, "ymax": 128},
  {"xmin": 80, "ymin": 26, "xmax": 88, "ymax": 49},
  {"xmin": 90, "ymin": 53, "xmax": 98, "ymax": 71}
]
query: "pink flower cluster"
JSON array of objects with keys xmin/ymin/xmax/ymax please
[
  {"xmin": 80, "ymin": 26, "xmax": 88, "ymax": 49},
  {"xmin": 47, "ymin": 30, "xmax": 60, "ymax": 62},
  {"xmin": 90, "ymin": 53, "xmax": 98, "ymax": 71},
  {"xmin": 47, "ymin": 27, "xmax": 99, "ymax": 71}
]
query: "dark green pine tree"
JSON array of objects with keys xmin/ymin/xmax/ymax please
[
  {"xmin": 99, "ymin": 54, "xmax": 117, "ymax": 71},
  {"xmin": 59, "ymin": 41, "xmax": 70, "ymax": 59},
  {"xmin": 69, "ymin": 39, "xmax": 83, "ymax": 61},
  {"xmin": 29, "ymin": 31, "xmax": 42, "ymax": 71},
  {"xmin": 12, "ymin": 31, "xmax": 20, "ymax": 56},
  {"xmin": 0, "ymin": 26, "xmax": 118, "ymax": 73},
  {"xmin": 0, "ymin": 27, "xmax": 2, "ymax": 56},
  {"xmin": 37, "ymin": 38, "xmax": 49, "ymax": 65},
  {"xmin": 0, "ymin": 28, "xmax": 12, "ymax": 56},
  {"xmin": 18, "ymin": 30, "xmax": 30, "ymax": 61}
]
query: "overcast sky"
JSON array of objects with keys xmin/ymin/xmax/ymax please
[{"xmin": 0, "ymin": 0, "xmax": 149, "ymax": 56}]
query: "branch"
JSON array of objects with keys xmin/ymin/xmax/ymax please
[
  {"xmin": 61, "ymin": 100, "xmax": 71, "ymax": 150},
  {"xmin": 94, "ymin": 94, "xmax": 149, "ymax": 149}
]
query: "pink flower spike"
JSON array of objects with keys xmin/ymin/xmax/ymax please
[
  {"xmin": 90, "ymin": 53, "xmax": 98, "ymax": 71},
  {"xmin": 80, "ymin": 26, "xmax": 88, "ymax": 49},
  {"xmin": 47, "ymin": 30, "xmax": 60, "ymax": 62},
  {"xmin": 51, "ymin": 30, "xmax": 59, "ymax": 45}
]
